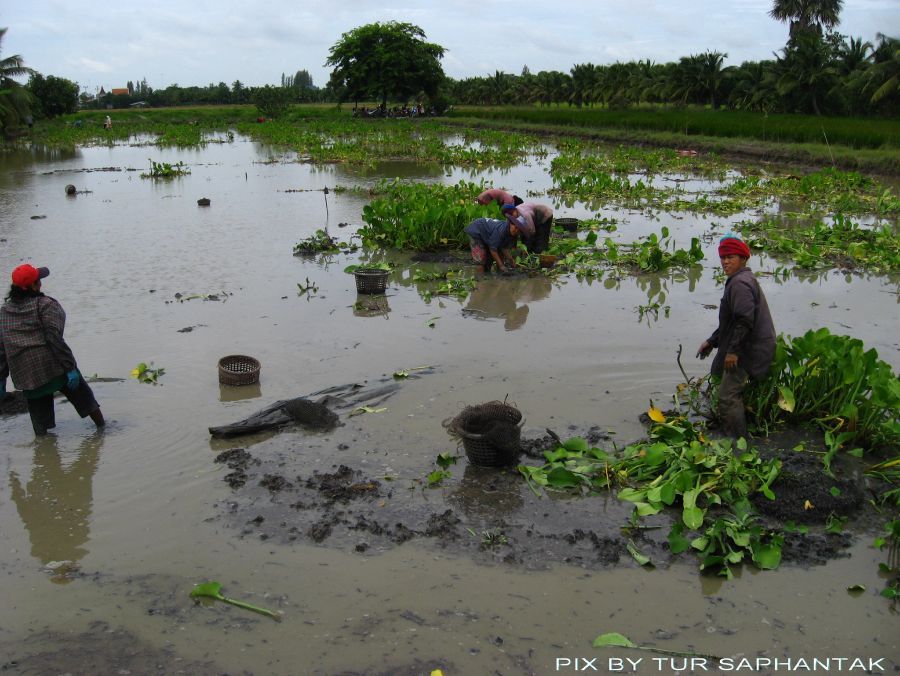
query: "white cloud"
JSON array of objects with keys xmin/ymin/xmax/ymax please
[{"xmin": 2, "ymin": 0, "xmax": 897, "ymax": 90}]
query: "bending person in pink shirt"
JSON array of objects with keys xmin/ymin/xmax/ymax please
[
  {"xmin": 476, "ymin": 188, "xmax": 523, "ymax": 211},
  {"xmin": 512, "ymin": 202, "xmax": 554, "ymax": 253}
]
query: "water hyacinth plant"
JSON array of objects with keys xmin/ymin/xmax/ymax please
[
  {"xmin": 517, "ymin": 411, "xmax": 783, "ymax": 577},
  {"xmin": 360, "ymin": 180, "xmax": 495, "ymax": 250},
  {"xmin": 737, "ymin": 214, "xmax": 900, "ymax": 273},
  {"xmin": 746, "ymin": 328, "xmax": 900, "ymax": 450}
]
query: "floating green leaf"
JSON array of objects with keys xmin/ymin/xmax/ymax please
[{"xmin": 189, "ymin": 581, "xmax": 281, "ymax": 621}]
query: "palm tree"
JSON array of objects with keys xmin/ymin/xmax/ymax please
[
  {"xmin": 0, "ymin": 27, "xmax": 34, "ymax": 135},
  {"xmin": 774, "ymin": 32, "xmax": 838, "ymax": 114},
  {"xmin": 864, "ymin": 34, "xmax": 899, "ymax": 109},
  {"xmin": 837, "ymin": 36, "xmax": 873, "ymax": 75},
  {"xmin": 769, "ymin": 0, "xmax": 844, "ymax": 41}
]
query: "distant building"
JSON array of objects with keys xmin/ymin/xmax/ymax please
[
  {"xmin": 111, "ymin": 88, "xmax": 130, "ymax": 96},
  {"xmin": 129, "ymin": 101, "xmax": 147, "ymax": 108}
]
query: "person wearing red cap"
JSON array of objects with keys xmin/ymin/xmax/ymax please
[
  {"xmin": 697, "ymin": 236, "xmax": 775, "ymax": 440},
  {"xmin": 0, "ymin": 264, "xmax": 104, "ymax": 435}
]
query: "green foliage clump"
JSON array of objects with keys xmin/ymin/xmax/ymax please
[
  {"xmin": 360, "ymin": 180, "xmax": 493, "ymax": 250},
  {"xmin": 518, "ymin": 414, "xmax": 783, "ymax": 578},
  {"xmin": 141, "ymin": 159, "xmax": 190, "ymax": 179},
  {"xmin": 747, "ymin": 328, "xmax": 900, "ymax": 449},
  {"xmin": 251, "ymin": 85, "xmax": 293, "ymax": 119},
  {"xmin": 325, "ymin": 21, "xmax": 445, "ymax": 108},
  {"xmin": 738, "ymin": 213, "xmax": 900, "ymax": 273}
]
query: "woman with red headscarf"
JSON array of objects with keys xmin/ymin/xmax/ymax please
[
  {"xmin": 697, "ymin": 236, "xmax": 775, "ymax": 440},
  {"xmin": 0, "ymin": 264, "xmax": 104, "ymax": 436}
]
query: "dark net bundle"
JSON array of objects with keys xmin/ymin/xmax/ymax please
[
  {"xmin": 283, "ymin": 398, "xmax": 340, "ymax": 431},
  {"xmin": 445, "ymin": 401, "xmax": 523, "ymax": 467}
]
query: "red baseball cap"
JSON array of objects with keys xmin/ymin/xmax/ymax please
[{"xmin": 11, "ymin": 264, "xmax": 50, "ymax": 289}]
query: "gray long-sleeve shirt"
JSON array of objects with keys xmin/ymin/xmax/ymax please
[{"xmin": 706, "ymin": 267, "xmax": 776, "ymax": 380}]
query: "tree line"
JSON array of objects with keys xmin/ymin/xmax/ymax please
[
  {"xmin": 447, "ymin": 32, "xmax": 898, "ymax": 117},
  {"xmin": 2, "ymin": 0, "xmax": 898, "ymax": 138}
]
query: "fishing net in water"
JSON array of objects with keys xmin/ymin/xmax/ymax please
[
  {"xmin": 443, "ymin": 401, "xmax": 523, "ymax": 467},
  {"xmin": 283, "ymin": 398, "xmax": 339, "ymax": 430}
]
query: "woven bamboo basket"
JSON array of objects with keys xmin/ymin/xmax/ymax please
[
  {"xmin": 444, "ymin": 402, "xmax": 523, "ymax": 467},
  {"xmin": 218, "ymin": 355, "xmax": 261, "ymax": 386},
  {"xmin": 354, "ymin": 268, "xmax": 390, "ymax": 295},
  {"xmin": 555, "ymin": 217, "xmax": 579, "ymax": 232}
]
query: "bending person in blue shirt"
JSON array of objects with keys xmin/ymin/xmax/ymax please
[{"xmin": 465, "ymin": 211, "xmax": 524, "ymax": 274}]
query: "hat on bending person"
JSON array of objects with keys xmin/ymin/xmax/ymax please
[
  {"xmin": 11, "ymin": 264, "xmax": 50, "ymax": 289},
  {"xmin": 500, "ymin": 203, "xmax": 517, "ymax": 213},
  {"xmin": 718, "ymin": 236, "xmax": 751, "ymax": 259}
]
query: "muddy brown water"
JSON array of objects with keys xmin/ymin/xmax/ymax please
[{"xmin": 0, "ymin": 138, "xmax": 897, "ymax": 675}]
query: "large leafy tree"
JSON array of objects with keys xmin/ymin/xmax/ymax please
[
  {"xmin": 325, "ymin": 22, "xmax": 445, "ymax": 108},
  {"xmin": 0, "ymin": 27, "xmax": 33, "ymax": 135},
  {"xmin": 27, "ymin": 73, "xmax": 79, "ymax": 118},
  {"xmin": 769, "ymin": 0, "xmax": 844, "ymax": 41}
]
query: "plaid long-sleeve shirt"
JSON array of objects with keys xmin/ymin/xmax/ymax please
[{"xmin": 0, "ymin": 294, "xmax": 78, "ymax": 391}]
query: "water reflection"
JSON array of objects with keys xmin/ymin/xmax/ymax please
[
  {"xmin": 463, "ymin": 276, "xmax": 553, "ymax": 331},
  {"xmin": 446, "ymin": 464, "xmax": 524, "ymax": 520},
  {"xmin": 352, "ymin": 294, "xmax": 391, "ymax": 318},
  {"xmin": 333, "ymin": 160, "xmax": 444, "ymax": 183},
  {"xmin": 8, "ymin": 433, "xmax": 103, "ymax": 575},
  {"xmin": 219, "ymin": 382, "xmax": 263, "ymax": 402}
]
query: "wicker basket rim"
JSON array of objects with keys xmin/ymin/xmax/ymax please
[{"xmin": 218, "ymin": 354, "xmax": 261, "ymax": 370}]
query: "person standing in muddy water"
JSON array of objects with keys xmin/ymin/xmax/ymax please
[
  {"xmin": 696, "ymin": 236, "xmax": 775, "ymax": 440},
  {"xmin": 0, "ymin": 264, "xmax": 105, "ymax": 436}
]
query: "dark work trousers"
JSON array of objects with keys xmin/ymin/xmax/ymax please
[
  {"xmin": 526, "ymin": 217, "xmax": 553, "ymax": 254},
  {"xmin": 26, "ymin": 379, "xmax": 100, "ymax": 435},
  {"xmin": 717, "ymin": 365, "xmax": 749, "ymax": 440}
]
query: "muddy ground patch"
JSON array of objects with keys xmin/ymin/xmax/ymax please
[{"xmin": 210, "ymin": 423, "xmax": 888, "ymax": 572}]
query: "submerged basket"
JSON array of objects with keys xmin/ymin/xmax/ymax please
[
  {"xmin": 444, "ymin": 402, "xmax": 524, "ymax": 467},
  {"xmin": 354, "ymin": 268, "xmax": 390, "ymax": 295},
  {"xmin": 218, "ymin": 354, "xmax": 261, "ymax": 386},
  {"xmin": 555, "ymin": 217, "xmax": 579, "ymax": 232}
]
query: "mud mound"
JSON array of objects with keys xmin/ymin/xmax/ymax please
[
  {"xmin": 306, "ymin": 464, "xmax": 381, "ymax": 503},
  {"xmin": 752, "ymin": 449, "xmax": 864, "ymax": 524},
  {"xmin": 214, "ymin": 448, "xmax": 260, "ymax": 489}
]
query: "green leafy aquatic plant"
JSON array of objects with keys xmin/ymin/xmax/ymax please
[
  {"xmin": 293, "ymin": 229, "xmax": 342, "ymax": 254},
  {"xmin": 189, "ymin": 581, "xmax": 281, "ymax": 621},
  {"xmin": 518, "ymin": 413, "xmax": 782, "ymax": 576},
  {"xmin": 745, "ymin": 328, "xmax": 900, "ymax": 450},
  {"xmin": 680, "ymin": 498, "xmax": 784, "ymax": 579},
  {"xmin": 737, "ymin": 213, "xmax": 900, "ymax": 273},
  {"xmin": 603, "ymin": 227, "xmax": 704, "ymax": 273},
  {"xmin": 360, "ymin": 180, "xmax": 494, "ymax": 251},
  {"xmin": 141, "ymin": 159, "xmax": 190, "ymax": 179},
  {"xmin": 131, "ymin": 362, "xmax": 164, "ymax": 384},
  {"xmin": 873, "ymin": 520, "xmax": 899, "ymax": 603}
]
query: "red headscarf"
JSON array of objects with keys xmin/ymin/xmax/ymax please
[{"xmin": 718, "ymin": 237, "xmax": 750, "ymax": 259}]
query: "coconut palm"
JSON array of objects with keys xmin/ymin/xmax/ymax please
[
  {"xmin": 769, "ymin": 0, "xmax": 844, "ymax": 40},
  {"xmin": 0, "ymin": 27, "xmax": 34, "ymax": 134},
  {"xmin": 864, "ymin": 34, "xmax": 900, "ymax": 109}
]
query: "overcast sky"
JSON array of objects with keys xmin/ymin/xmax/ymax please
[{"xmin": 2, "ymin": 1, "xmax": 897, "ymax": 94}]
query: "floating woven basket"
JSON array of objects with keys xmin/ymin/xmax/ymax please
[
  {"xmin": 354, "ymin": 268, "xmax": 390, "ymax": 295},
  {"xmin": 555, "ymin": 217, "xmax": 579, "ymax": 232},
  {"xmin": 444, "ymin": 401, "xmax": 523, "ymax": 467},
  {"xmin": 218, "ymin": 354, "xmax": 261, "ymax": 386}
]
